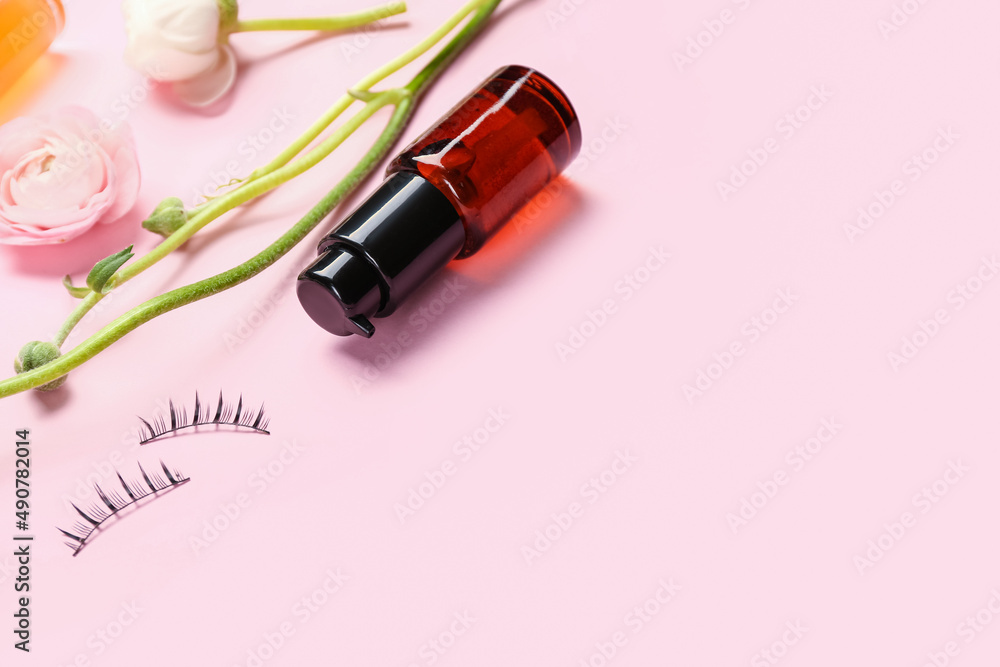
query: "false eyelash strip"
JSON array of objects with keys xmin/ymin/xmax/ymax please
[
  {"xmin": 138, "ymin": 391, "xmax": 270, "ymax": 444},
  {"xmin": 57, "ymin": 461, "xmax": 190, "ymax": 557}
]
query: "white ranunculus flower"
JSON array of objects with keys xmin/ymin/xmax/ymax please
[{"xmin": 122, "ymin": 0, "xmax": 237, "ymax": 107}]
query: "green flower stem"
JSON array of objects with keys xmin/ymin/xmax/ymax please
[
  {"xmin": 0, "ymin": 0, "xmax": 502, "ymax": 399},
  {"xmin": 238, "ymin": 0, "xmax": 491, "ymax": 190},
  {"xmin": 108, "ymin": 88, "xmax": 407, "ymax": 289},
  {"xmin": 231, "ymin": 1, "xmax": 406, "ymax": 34},
  {"xmin": 44, "ymin": 0, "xmax": 492, "ymax": 357},
  {"xmin": 241, "ymin": 96, "xmax": 354, "ymax": 184},
  {"xmin": 2, "ymin": 103, "xmax": 414, "ymax": 399},
  {"xmin": 404, "ymin": 0, "xmax": 499, "ymax": 94},
  {"xmin": 104, "ymin": 0, "xmax": 492, "ymax": 292},
  {"xmin": 52, "ymin": 292, "xmax": 100, "ymax": 347},
  {"xmin": 355, "ymin": 0, "xmax": 488, "ymax": 91}
]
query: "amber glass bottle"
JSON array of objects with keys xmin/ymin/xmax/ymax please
[
  {"xmin": 387, "ymin": 64, "xmax": 580, "ymax": 258},
  {"xmin": 0, "ymin": 0, "xmax": 64, "ymax": 95},
  {"xmin": 298, "ymin": 65, "xmax": 581, "ymax": 338}
]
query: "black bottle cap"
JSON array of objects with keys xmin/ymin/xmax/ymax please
[{"xmin": 297, "ymin": 172, "xmax": 465, "ymax": 337}]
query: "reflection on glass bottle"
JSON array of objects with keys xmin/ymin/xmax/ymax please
[{"xmin": 0, "ymin": 0, "xmax": 64, "ymax": 96}]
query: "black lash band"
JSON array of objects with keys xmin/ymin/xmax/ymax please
[
  {"xmin": 138, "ymin": 391, "xmax": 270, "ymax": 445},
  {"xmin": 57, "ymin": 461, "xmax": 190, "ymax": 556}
]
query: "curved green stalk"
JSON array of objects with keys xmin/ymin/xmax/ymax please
[
  {"xmin": 0, "ymin": 0, "xmax": 502, "ymax": 399},
  {"xmin": 59, "ymin": 0, "xmax": 494, "ymax": 340},
  {"xmin": 355, "ymin": 0, "xmax": 488, "ymax": 91},
  {"xmin": 109, "ymin": 88, "xmax": 408, "ymax": 287},
  {"xmin": 52, "ymin": 292, "xmax": 101, "ymax": 347},
  {"xmin": 103, "ymin": 0, "xmax": 490, "ymax": 292},
  {"xmin": 240, "ymin": 0, "xmax": 491, "ymax": 189},
  {"xmin": 231, "ymin": 1, "xmax": 406, "ymax": 33}
]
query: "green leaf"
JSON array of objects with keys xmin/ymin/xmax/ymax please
[
  {"xmin": 86, "ymin": 245, "xmax": 134, "ymax": 294},
  {"xmin": 62, "ymin": 275, "xmax": 91, "ymax": 299}
]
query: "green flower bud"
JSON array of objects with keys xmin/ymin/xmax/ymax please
[
  {"xmin": 142, "ymin": 197, "xmax": 188, "ymax": 237},
  {"xmin": 14, "ymin": 341, "xmax": 67, "ymax": 391}
]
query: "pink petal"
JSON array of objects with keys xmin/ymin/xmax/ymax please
[
  {"xmin": 0, "ymin": 117, "xmax": 48, "ymax": 169},
  {"xmin": 0, "ymin": 106, "xmax": 142, "ymax": 246},
  {"xmin": 102, "ymin": 141, "xmax": 141, "ymax": 223},
  {"xmin": 0, "ymin": 214, "xmax": 102, "ymax": 245}
]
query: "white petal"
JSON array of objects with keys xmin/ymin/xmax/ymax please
[
  {"xmin": 171, "ymin": 44, "xmax": 237, "ymax": 107},
  {"xmin": 149, "ymin": 0, "xmax": 221, "ymax": 53},
  {"xmin": 122, "ymin": 0, "xmax": 221, "ymax": 81},
  {"xmin": 126, "ymin": 41, "xmax": 220, "ymax": 82}
]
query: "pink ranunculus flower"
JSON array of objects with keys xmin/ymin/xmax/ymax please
[{"xmin": 0, "ymin": 106, "xmax": 140, "ymax": 246}]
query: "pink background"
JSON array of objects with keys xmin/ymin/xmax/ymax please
[{"xmin": 2, "ymin": 0, "xmax": 1000, "ymax": 665}]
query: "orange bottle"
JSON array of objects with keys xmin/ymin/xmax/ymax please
[{"xmin": 0, "ymin": 0, "xmax": 64, "ymax": 95}]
